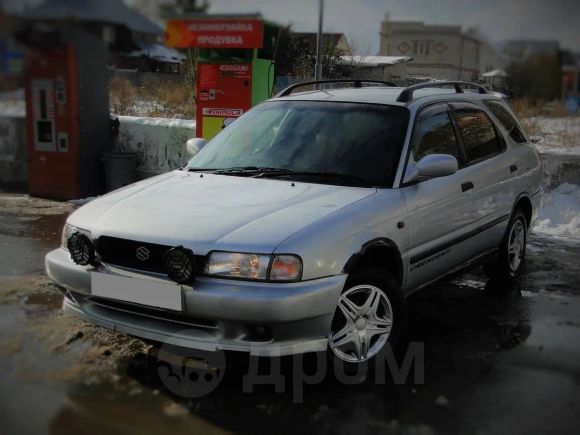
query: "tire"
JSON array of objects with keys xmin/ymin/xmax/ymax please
[
  {"xmin": 484, "ymin": 210, "xmax": 528, "ymax": 285},
  {"xmin": 328, "ymin": 267, "xmax": 405, "ymax": 371}
]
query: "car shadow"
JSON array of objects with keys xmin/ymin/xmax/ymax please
[{"xmin": 113, "ymin": 270, "xmax": 533, "ymax": 435}]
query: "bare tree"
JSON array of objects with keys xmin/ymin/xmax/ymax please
[{"xmin": 344, "ymin": 37, "xmax": 373, "ymax": 69}]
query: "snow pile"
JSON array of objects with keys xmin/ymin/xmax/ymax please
[{"xmin": 533, "ymin": 183, "xmax": 580, "ymax": 242}]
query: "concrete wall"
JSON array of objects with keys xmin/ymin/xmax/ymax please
[
  {"xmin": 0, "ymin": 113, "xmax": 197, "ymax": 188},
  {"xmin": 540, "ymin": 151, "xmax": 580, "ymax": 189},
  {"xmin": 115, "ymin": 116, "xmax": 196, "ymax": 178},
  {"xmin": 0, "ymin": 115, "xmax": 27, "ymax": 187}
]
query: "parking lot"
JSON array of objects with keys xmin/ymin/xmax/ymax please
[{"xmin": 0, "ymin": 193, "xmax": 579, "ymax": 435}]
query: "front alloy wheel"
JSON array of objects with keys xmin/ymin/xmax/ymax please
[{"xmin": 329, "ymin": 284, "xmax": 394, "ymax": 363}]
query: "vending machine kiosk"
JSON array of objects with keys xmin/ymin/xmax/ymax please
[
  {"xmin": 24, "ymin": 28, "xmax": 110, "ymax": 199},
  {"xmin": 165, "ymin": 14, "xmax": 278, "ymax": 140}
]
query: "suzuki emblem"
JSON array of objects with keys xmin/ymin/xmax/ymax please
[{"xmin": 136, "ymin": 246, "xmax": 150, "ymax": 261}]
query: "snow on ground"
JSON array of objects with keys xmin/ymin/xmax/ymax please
[
  {"xmin": 117, "ymin": 115, "xmax": 196, "ymax": 129},
  {"xmin": 0, "ymin": 194, "xmax": 73, "ymax": 216},
  {"xmin": 533, "ymin": 183, "xmax": 580, "ymax": 242}
]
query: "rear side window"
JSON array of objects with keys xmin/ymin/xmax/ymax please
[
  {"xmin": 453, "ymin": 109, "xmax": 502, "ymax": 162},
  {"xmin": 412, "ymin": 110, "xmax": 460, "ymax": 162},
  {"xmin": 484, "ymin": 101, "xmax": 527, "ymax": 143}
]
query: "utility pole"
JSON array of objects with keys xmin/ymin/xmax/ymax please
[{"xmin": 314, "ymin": 0, "xmax": 324, "ymax": 81}]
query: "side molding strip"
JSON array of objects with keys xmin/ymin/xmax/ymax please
[{"xmin": 410, "ymin": 213, "xmax": 510, "ymax": 265}]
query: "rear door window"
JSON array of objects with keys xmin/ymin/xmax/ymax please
[
  {"xmin": 484, "ymin": 101, "xmax": 527, "ymax": 143},
  {"xmin": 453, "ymin": 109, "xmax": 502, "ymax": 163}
]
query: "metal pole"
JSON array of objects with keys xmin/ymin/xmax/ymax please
[{"xmin": 314, "ymin": 0, "xmax": 324, "ymax": 82}]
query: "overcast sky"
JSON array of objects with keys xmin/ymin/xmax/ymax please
[
  {"xmin": 206, "ymin": 0, "xmax": 580, "ymax": 53},
  {"xmin": 4, "ymin": 0, "xmax": 579, "ymax": 53}
]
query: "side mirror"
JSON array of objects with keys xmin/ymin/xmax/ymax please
[
  {"xmin": 529, "ymin": 136, "xmax": 544, "ymax": 144},
  {"xmin": 186, "ymin": 138, "xmax": 207, "ymax": 157},
  {"xmin": 404, "ymin": 154, "xmax": 458, "ymax": 184}
]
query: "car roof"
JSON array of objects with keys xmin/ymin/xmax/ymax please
[{"xmin": 272, "ymin": 86, "xmax": 505, "ymax": 108}]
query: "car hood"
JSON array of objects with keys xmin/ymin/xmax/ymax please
[{"xmin": 69, "ymin": 171, "xmax": 376, "ymax": 254}]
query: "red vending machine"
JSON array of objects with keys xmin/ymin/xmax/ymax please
[
  {"xmin": 196, "ymin": 62, "xmax": 253, "ymax": 139},
  {"xmin": 165, "ymin": 14, "xmax": 277, "ymax": 140},
  {"xmin": 24, "ymin": 28, "xmax": 110, "ymax": 200}
]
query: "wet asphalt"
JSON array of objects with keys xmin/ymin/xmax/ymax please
[{"xmin": 0, "ymin": 193, "xmax": 579, "ymax": 435}]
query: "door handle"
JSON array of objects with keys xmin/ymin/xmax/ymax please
[
  {"xmin": 510, "ymin": 164, "xmax": 518, "ymax": 173},
  {"xmin": 461, "ymin": 181, "xmax": 474, "ymax": 192}
]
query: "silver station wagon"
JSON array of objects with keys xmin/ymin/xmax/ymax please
[{"xmin": 46, "ymin": 80, "xmax": 542, "ymax": 366}]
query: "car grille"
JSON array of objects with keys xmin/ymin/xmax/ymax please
[{"xmin": 96, "ymin": 236, "xmax": 204, "ymax": 275}]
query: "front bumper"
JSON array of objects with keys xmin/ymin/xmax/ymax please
[{"xmin": 46, "ymin": 248, "xmax": 347, "ymax": 356}]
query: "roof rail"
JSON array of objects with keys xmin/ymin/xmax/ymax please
[
  {"xmin": 276, "ymin": 79, "xmax": 397, "ymax": 98},
  {"xmin": 396, "ymin": 81, "xmax": 488, "ymax": 103}
]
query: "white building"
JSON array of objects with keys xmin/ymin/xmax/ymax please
[{"xmin": 379, "ymin": 14, "xmax": 505, "ymax": 81}]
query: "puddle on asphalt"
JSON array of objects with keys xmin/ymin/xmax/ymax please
[
  {"xmin": 0, "ymin": 212, "xmax": 67, "ymax": 244},
  {"xmin": 0, "ymin": 210, "xmax": 68, "ymax": 279}
]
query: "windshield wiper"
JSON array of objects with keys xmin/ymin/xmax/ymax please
[
  {"xmin": 187, "ymin": 167, "xmax": 219, "ymax": 172},
  {"xmin": 189, "ymin": 167, "xmax": 375, "ymax": 186},
  {"xmin": 213, "ymin": 166, "xmax": 287, "ymax": 175},
  {"xmin": 256, "ymin": 169, "xmax": 375, "ymax": 187},
  {"xmin": 187, "ymin": 167, "xmax": 277, "ymax": 173}
]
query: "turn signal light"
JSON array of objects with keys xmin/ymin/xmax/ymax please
[{"xmin": 270, "ymin": 255, "xmax": 302, "ymax": 281}]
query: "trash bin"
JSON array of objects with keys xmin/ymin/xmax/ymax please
[{"xmin": 102, "ymin": 152, "xmax": 140, "ymax": 192}]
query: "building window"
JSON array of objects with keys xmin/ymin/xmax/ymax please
[{"xmin": 413, "ymin": 40, "xmax": 431, "ymax": 55}]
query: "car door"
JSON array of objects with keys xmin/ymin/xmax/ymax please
[
  {"xmin": 402, "ymin": 103, "xmax": 478, "ymax": 291},
  {"xmin": 449, "ymin": 103, "xmax": 513, "ymax": 253}
]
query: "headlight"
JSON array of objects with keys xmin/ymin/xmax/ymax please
[
  {"xmin": 205, "ymin": 252, "xmax": 302, "ymax": 281},
  {"xmin": 206, "ymin": 252, "xmax": 270, "ymax": 280}
]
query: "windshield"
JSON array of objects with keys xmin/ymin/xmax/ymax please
[{"xmin": 186, "ymin": 101, "xmax": 409, "ymax": 187}]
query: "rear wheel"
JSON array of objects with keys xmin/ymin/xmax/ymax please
[
  {"xmin": 328, "ymin": 268, "xmax": 404, "ymax": 365},
  {"xmin": 484, "ymin": 210, "xmax": 527, "ymax": 285}
]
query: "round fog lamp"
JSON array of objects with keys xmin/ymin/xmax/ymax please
[
  {"xmin": 67, "ymin": 232, "xmax": 96, "ymax": 266},
  {"xmin": 164, "ymin": 246, "xmax": 197, "ymax": 284}
]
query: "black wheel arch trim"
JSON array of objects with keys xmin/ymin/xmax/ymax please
[
  {"xmin": 511, "ymin": 192, "xmax": 533, "ymax": 226},
  {"xmin": 343, "ymin": 237, "xmax": 404, "ymax": 283}
]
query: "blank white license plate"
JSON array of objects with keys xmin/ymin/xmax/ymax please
[{"xmin": 91, "ymin": 272, "xmax": 183, "ymax": 311}]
